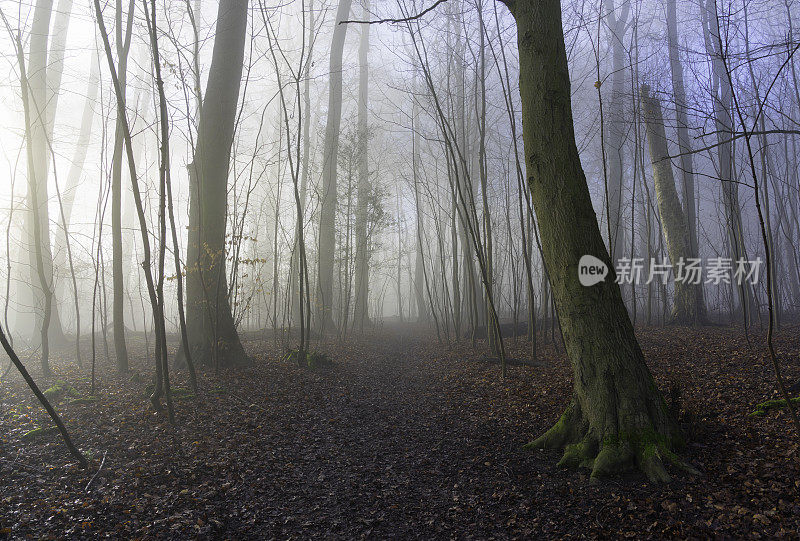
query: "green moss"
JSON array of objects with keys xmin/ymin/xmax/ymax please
[
  {"xmin": 171, "ymin": 387, "xmax": 195, "ymax": 401},
  {"xmin": 641, "ymin": 443, "xmax": 658, "ymax": 461},
  {"xmin": 557, "ymin": 438, "xmax": 598, "ymax": 469},
  {"xmin": 750, "ymin": 395, "xmax": 800, "ymax": 417},
  {"xmin": 67, "ymin": 396, "xmax": 97, "ymax": 405},
  {"xmin": 144, "ymin": 384, "xmax": 195, "ymax": 400},
  {"xmin": 523, "ymin": 402, "xmax": 578, "ymax": 450},
  {"xmin": 21, "ymin": 426, "xmax": 57, "ymax": 440},
  {"xmin": 285, "ymin": 349, "xmax": 332, "ymax": 369},
  {"xmin": 43, "ymin": 380, "xmax": 79, "ymax": 400}
]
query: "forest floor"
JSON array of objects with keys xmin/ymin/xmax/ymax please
[{"xmin": 1, "ymin": 324, "xmax": 799, "ymax": 539}]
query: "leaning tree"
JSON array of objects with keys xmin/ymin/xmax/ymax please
[{"xmin": 499, "ymin": 0, "xmax": 696, "ymax": 482}]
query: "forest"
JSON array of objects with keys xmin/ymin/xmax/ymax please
[{"xmin": 0, "ymin": 0, "xmax": 799, "ymax": 536}]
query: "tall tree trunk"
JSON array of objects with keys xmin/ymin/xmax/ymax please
[
  {"xmin": 16, "ymin": 28, "xmax": 54, "ymax": 374},
  {"xmin": 411, "ymin": 69, "xmax": 428, "ymax": 323},
  {"xmin": 502, "ymin": 0, "xmax": 690, "ymax": 482},
  {"xmin": 111, "ymin": 0, "xmax": 135, "ymax": 372},
  {"xmin": 476, "ymin": 2, "xmax": 495, "ymax": 352},
  {"xmin": 701, "ymin": 0, "xmax": 754, "ymax": 324},
  {"xmin": 181, "ymin": 0, "xmax": 249, "ymax": 366},
  {"xmin": 291, "ymin": 0, "xmax": 315, "ymax": 327},
  {"xmin": 743, "ymin": 4, "xmax": 779, "ymax": 328},
  {"xmin": 352, "ymin": 0, "xmax": 370, "ymax": 332},
  {"xmin": 666, "ymin": 0, "xmax": 699, "ymax": 259},
  {"xmin": 38, "ymin": 0, "xmax": 73, "ymax": 345},
  {"xmin": 640, "ymin": 85, "xmax": 705, "ymax": 325},
  {"xmin": 23, "ymin": 0, "xmax": 67, "ymax": 347},
  {"xmin": 605, "ymin": 0, "xmax": 629, "ymax": 264},
  {"xmin": 317, "ymin": 0, "xmax": 352, "ymax": 333}
]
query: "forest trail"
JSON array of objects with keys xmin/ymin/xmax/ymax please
[
  {"xmin": 215, "ymin": 329, "xmax": 542, "ymax": 538},
  {"xmin": 2, "ymin": 327, "xmax": 800, "ymax": 538}
]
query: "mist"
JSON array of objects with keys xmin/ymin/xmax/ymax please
[{"xmin": 1, "ymin": 0, "xmax": 799, "ymax": 537}]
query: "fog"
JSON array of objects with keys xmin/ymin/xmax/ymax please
[
  {"xmin": 3, "ymin": 0, "xmax": 800, "ymax": 533},
  {"xmin": 0, "ymin": 0, "xmax": 798, "ymax": 378}
]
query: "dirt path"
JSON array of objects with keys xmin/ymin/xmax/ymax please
[
  {"xmin": 1, "ymin": 327, "xmax": 799, "ymax": 538},
  {"xmin": 219, "ymin": 331, "xmax": 533, "ymax": 538}
]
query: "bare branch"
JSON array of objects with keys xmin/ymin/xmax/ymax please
[{"xmin": 340, "ymin": 0, "xmax": 448, "ymax": 25}]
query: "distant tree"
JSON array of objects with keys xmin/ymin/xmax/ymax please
[
  {"xmin": 317, "ymin": 0, "xmax": 353, "ymax": 333},
  {"xmin": 640, "ymin": 84, "xmax": 705, "ymax": 325},
  {"xmin": 22, "ymin": 0, "xmax": 69, "ymax": 349}
]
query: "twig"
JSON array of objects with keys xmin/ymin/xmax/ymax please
[
  {"xmin": 0, "ymin": 452, "xmax": 38, "ymax": 474},
  {"xmin": 0, "ymin": 323, "xmax": 87, "ymax": 467},
  {"xmin": 224, "ymin": 386, "xmax": 268, "ymax": 413},
  {"xmin": 85, "ymin": 450, "xmax": 108, "ymax": 491},
  {"xmin": 711, "ymin": 0, "xmax": 800, "ymax": 442},
  {"xmin": 340, "ymin": 0, "xmax": 447, "ymax": 25}
]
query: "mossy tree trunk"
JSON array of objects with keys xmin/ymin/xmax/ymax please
[
  {"xmin": 502, "ymin": 0, "xmax": 695, "ymax": 482},
  {"xmin": 640, "ymin": 85, "xmax": 706, "ymax": 325}
]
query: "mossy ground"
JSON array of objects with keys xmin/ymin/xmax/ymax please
[
  {"xmin": 42, "ymin": 380, "xmax": 80, "ymax": 400},
  {"xmin": 21, "ymin": 426, "xmax": 58, "ymax": 440},
  {"xmin": 749, "ymin": 395, "xmax": 800, "ymax": 417},
  {"xmin": 285, "ymin": 349, "xmax": 332, "ymax": 369}
]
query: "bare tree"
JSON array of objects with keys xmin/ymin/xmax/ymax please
[
  {"xmin": 640, "ymin": 84, "xmax": 705, "ymax": 324},
  {"xmin": 317, "ymin": 0, "xmax": 353, "ymax": 334},
  {"xmin": 180, "ymin": 0, "xmax": 250, "ymax": 367}
]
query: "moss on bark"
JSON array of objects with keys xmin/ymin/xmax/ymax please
[
  {"xmin": 505, "ymin": 0, "xmax": 696, "ymax": 482},
  {"xmin": 640, "ymin": 85, "xmax": 706, "ymax": 325}
]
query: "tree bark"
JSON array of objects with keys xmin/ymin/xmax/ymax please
[
  {"xmin": 317, "ymin": 0, "xmax": 352, "ymax": 333},
  {"xmin": 605, "ymin": 0, "xmax": 629, "ymax": 265},
  {"xmin": 666, "ymin": 0, "xmax": 699, "ymax": 260},
  {"xmin": 640, "ymin": 85, "xmax": 706, "ymax": 325},
  {"xmin": 411, "ymin": 68, "xmax": 429, "ymax": 323},
  {"xmin": 23, "ymin": 0, "xmax": 67, "ymax": 347},
  {"xmin": 290, "ymin": 0, "xmax": 315, "ymax": 327},
  {"xmin": 352, "ymin": 0, "xmax": 370, "ymax": 332},
  {"xmin": 503, "ymin": 0, "xmax": 691, "ymax": 482},
  {"xmin": 181, "ymin": 0, "xmax": 249, "ymax": 366},
  {"xmin": 110, "ymin": 0, "xmax": 135, "ymax": 373}
]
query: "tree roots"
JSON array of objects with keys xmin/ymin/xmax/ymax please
[{"xmin": 524, "ymin": 401, "xmax": 699, "ymax": 483}]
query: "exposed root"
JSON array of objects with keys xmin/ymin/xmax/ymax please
[
  {"xmin": 523, "ymin": 401, "xmax": 586, "ymax": 451},
  {"xmin": 556, "ymin": 432, "xmax": 598, "ymax": 470},
  {"xmin": 638, "ymin": 445, "xmax": 672, "ymax": 484},
  {"xmin": 525, "ymin": 399, "xmax": 699, "ymax": 483},
  {"xmin": 590, "ymin": 442, "xmax": 635, "ymax": 481}
]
